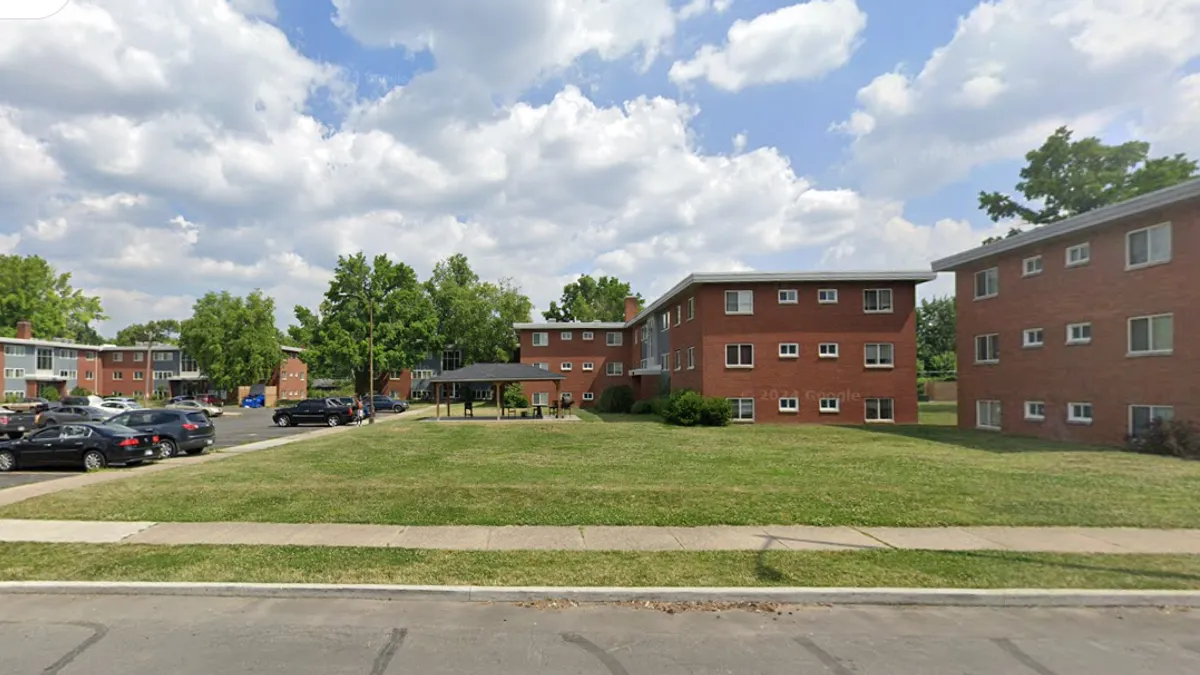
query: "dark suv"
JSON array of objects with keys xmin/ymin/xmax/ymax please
[
  {"xmin": 371, "ymin": 395, "xmax": 409, "ymax": 413},
  {"xmin": 273, "ymin": 398, "xmax": 357, "ymax": 427},
  {"xmin": 104, "ymin": 408, "xmax": 216, "ymax": 458}
]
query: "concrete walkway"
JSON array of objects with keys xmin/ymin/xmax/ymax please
[{"xmin": 3, "ymin": 520, "xmax": 1200, "ymax": 553}]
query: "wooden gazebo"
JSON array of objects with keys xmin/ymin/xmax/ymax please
[{"xmin": 428, "ymin": 363, "xmax": 567, "ymax": 420}]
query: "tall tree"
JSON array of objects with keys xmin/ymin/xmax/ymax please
[
  {"xmin": 114, "ymin": 320, "xmax": 182, "ymax": 397},
  {"xmin": 290, "ymin": 253, "xmax": 439, "ymax": 394},
  {"xmin": 179, "ymin": 291, "xmax": 281, "ymax": 394},
  {"xmin": 425, "ymin": 254, "xmax": 532, "ymax": 364},
  {"xmin": 978, "ymin": 127, "xmax": 1198, "ymax": 244},
  {"xmin": 0, "ymin": 254, "xmax": 106, "ymax": 340},
  {"xmin": 915, "ymin": 296, "xmax": 956, "ymax": 377},
  {"xmin": 543, "ymin": 274, "xmax": 642, "ymax": 323}
]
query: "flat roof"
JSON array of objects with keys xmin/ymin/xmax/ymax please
[
  {"xmin": 931, "ymin": 177, "xmax": 1200, "ymax": 271},
  {"xmin": 513, "ymin": 322, "xmax": 625, "ymax": 330},
  {"xmin": 0, "ymin": 336, "xmax": 304, "ymax": 354},
  {"xmin": 429, "ymin": 363, "xmax": 566, "ymax": 383}
]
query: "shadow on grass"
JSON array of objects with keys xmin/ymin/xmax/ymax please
[
  {"xmin": 580, "ymin": 412, "xmax": 666, "ymax": 424},
  {"xmin": 856, "ymin": 423, "xmax": 1115, "ymax": 455}
]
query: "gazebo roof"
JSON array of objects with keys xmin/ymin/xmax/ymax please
[{"xmin": 428, "ymin": 363, "xmax": 566, "ymax": 383}]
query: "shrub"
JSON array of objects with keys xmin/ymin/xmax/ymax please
[
  {"xmin": 663, "ymin": 390, "xmax": 705, "ymax": 426},
  {"xmin": 1127, "ymin": 418, "xmax": 1200, "ymax": 460},
  {"xmin": 630, "ymin": 399, "xmax": 655, "ymax": 415},
  {"xmin": 699, "ymin": 396, "xmax": 732, "ymax": 427},
  {"xmin": 69, "ymin": 386, "xmax": 92, "ymax": 397},
  {"xmin": 38, "ymin": 386, "xmax": 61, "ymax": 402},
  {"xmin": 649, "ymin": 396, "xmax": 670, "ymax": 417},
  {"xmin": 502, "ymin": 383, "xmax": 529, "ymax": 408},
  {"xmin": 597, "ymin": 385, "xmax": 635, "ymax": 414}
]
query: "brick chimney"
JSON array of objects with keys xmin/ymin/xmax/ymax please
[
  {"xmin": 15, "ymin": 321, "xmax": 32, "ymax": 340},
  {"xmin": 623, "ymin": 296, "xmax": 639, "ymax": 322}
]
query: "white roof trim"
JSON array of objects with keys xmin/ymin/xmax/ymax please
[
  {"xmin": 931, "ymin": 177, "xmax": 1200, "ymax": 271},
  {"xmin": 0, "ymin": 335, "xmax": 303, "ymax": 354},
  {"xmin": 513, "ymin": 323, "xmax": 625, "ymax": 330}
]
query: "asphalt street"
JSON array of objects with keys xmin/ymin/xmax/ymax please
[{"xmin": 1, "ymin": 594, "xmax": 1199, "ymax": 674}]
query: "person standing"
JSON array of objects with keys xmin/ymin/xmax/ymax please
[{"xmin": 354, "ymin": 396, "xmax": 365, "ymax": 427}]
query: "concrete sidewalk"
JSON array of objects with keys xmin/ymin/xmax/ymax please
[{"xmin": 3, "ymin": 520, "xmax": 1200, "ymax": 553}]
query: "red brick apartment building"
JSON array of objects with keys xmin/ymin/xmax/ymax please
[
  {"xmin": 931, "ymin": 178, "xmax": 1200, "ymax": 446},
  {"xmin": 513, "ymin": 271, "xmax": 935, "ymax": 424}
]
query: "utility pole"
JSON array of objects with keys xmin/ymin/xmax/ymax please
[{"xmin": 368, "ymin": 293, "xmax": 375, "ymax": 425}]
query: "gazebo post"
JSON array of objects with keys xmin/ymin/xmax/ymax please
[
  {"xmin": 495, "ymin": 381, "xmax": 503, "ymax": 421},
  {"xmin": 435, "ymin": 383, "xmax": 441, "ymax": 421},
  {"xmin": 555, "ymin": 379, "xmax": 562, "ymax": 419}
]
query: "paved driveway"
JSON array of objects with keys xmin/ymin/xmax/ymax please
[{"xmin": 0, "ymin": 472, "xmax": 76, "ymax": 491}]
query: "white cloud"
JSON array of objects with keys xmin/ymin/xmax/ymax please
[
  {"xmin": 669, "ymin": 0, "xmax": 867, "ymax": 91},
  {"xmin": 677, "ymin": 0, "xmax": 734, "ymax": 21},
  {"xmin": 227, "ymin": 0, "xmax": 276, "ymax": 19}
]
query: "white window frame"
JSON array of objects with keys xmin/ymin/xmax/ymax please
[
  {"xmin": 725, "ymin": 343, "xmax": 754, "ymax": 368},
  {"xmin": 976, "ymin": 400, "xmax": 1001, "ymax": 430},
  {"xmin": 863, "ymin": 289, "xmax": 893, "ymax": 313},
  {"xmin": 864, "ymin": 343, "xmax": 895, "ymax": 368},
  {"xmin": 3, "ymin": 368, "xmax": 25, "ymax": 378},
  {"xmin": 974, "ymin": 334, "xmax": 999, "ymax": 363},
  {"xmin": 152, "ymin": 370, "xmax": 171, "ymax": 381},
  {"xmin": 728, "ymin": 398, "xmax": 755, "ymax": 422},
  {"xmin": 582, "ymin": 331, "xmax": 594, "ymax": 341},
  {"xmin": 687, "ymin": 297, "xmax": 695, "ymax": 321},
  {"xmin": 84, "ymin": 371, "xmax": 94, "ymax": 380},
  {"xmin": 133, "ymin": 352, "xmax": 145, "ymax": 362},
  {"xmin": 1065, "ymin": 242, "xmax": 1090, "ymax": 268},
  {"xmin": 3, "ymin": 345, "xmax": 26, "ymax": 356},
  {"xmin": 778, "ymin": 289, "xmax": 798, "ymax": 304},
  {"xmin": 660, "ymin": 312, "xmax": 670, "ymax": 331},
  {"xmin": 778, "ymin": 343, "xmax": 799, "ymax": 358},
  {"xmin": 112, "ymin": 353, "xmax": 124, "ymax": 362},
  {"xmin": 1024, "ymin": 401, "xmax": 1046, "ymax": 422},
  {"xmin": 112, "ymin": 371, "xmax": 123, "ymax": 380},
  {"xmin": 1129, "ymin": 405, "xmax": 1174, "ymax": 437},
  {"xmin": 1022, "ymin": 328, "xmax": 1044, "ymax": 348},
  {"xmin": 560, "ymin": 331, "xmax": 573, "ymax": 341},
  {"xmin": 818, "ymin": 398, "xmax": 840, "ymax": 413},
  {"xmin": 865, "ymin": 398, "xmax": 894, "ymax": 423},
  {"xmin": 778, "ymin": 397, "xmax": 799, "ymax": 413},
  {"xmin": 4, "ymin": 390, "xmax": 24, "ymax": 398},
  {"xmin": 411, "ymin": 369, "xmax": 434, "ymax": 380},
  {"xmin": 1022, "ymin": 255, "xmax": 1044, "ymax": 277},
  {"xmin": 1127, "ymin": 313, "xmax": 1173, "ymax": 356},
  {"xmin": 86, "ymin": 351, "xmax": 96, "ymax": 361},
  {"xmin": 153, "ymin": 352, "xmax": 172, "ymax": 362},
  {"xmin": 818, "ymin": 289, "xmax": 838, "ymax": 304},
  {"xmin": 531, "ymin": 392, "xmax": 549, "ymax": 407},
  {"xmin": 133, "ymin": 371, "xmax": 144, "ymax": 381},
  {"xmin": 686, "ymin": 346, "xmax": 695, "ymax": 370},
  {"xmin": 659, "ymin": 354, "xmax": 669, "ymax": 370},
  {"xmin": 818, "ymin": 343, "xmax": 839, "ymax": 359},
  {"xmin": 581, "ymin": 362, "xmax": 595, "ymax": 372},
  {"xmin": 606, "ymin": 332, "xmax": 623, "ymax": 347},
  {"xmin": 531, "ymin": 332, "xmax": 549, "ymax": 347},
  {"xmin": 974, "ymin": 267, "xmax": 999, "ymax": 300},
  {"xmin": 675, "ymin": 305, "xmax": 681, "ymax": 326},
  {"xmin": 529, "ymin": 362, "xmax": 550, "ymax": 370},
  {"xmin": 1126, "ymin": 222, "xmax": 1171, "ymax": 270},
  {"xmin": 605, "ymin": 362, "xmax": 623, "ymax": 376},
  {"xmin": 560, "ymin": 362, "xmax": 572, "ymax": 372},
  {"xmin": 673, "ymin": 350, "xmax": 681, "ymax": 371},
  {"xmin": 1067, "ymin": 402, "xmax": 1093, "ymax": 424},
  {"xmin": 725, "ymin": 290, "xmax": 754, "ymax": 315},
  {"xmin": 1066, "ymin": 322, "xmax": 1092, "ymax": 345},
  {"xmin": 582, "ymin": 392, "xmax": 594, "ymax": 402}
]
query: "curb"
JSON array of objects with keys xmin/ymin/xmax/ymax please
[{"xmin": 1, "ymin": 582, "xmax": 1199, "ymax": 607}]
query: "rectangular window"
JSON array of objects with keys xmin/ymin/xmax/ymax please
[
  {"xmin": 133, "ymin": 371, "xmax": 144, "ymax": 381},
  {"xmin": 865, "ymin": 343, "xmax": 895, "ymax": 367},
  {"xmin": 687, "ymin": 297, "xmax": 695, "ymax": 320},
  {"xmin": 975, "ymin": 334, "xmax": 999, "ymax": 363},
  {"xmin": 3, "ymin": 345, "xmax": 26, "ymax": 356},
  {"xmin": 2, "ymin": 368, "xmax": 25, "ymax": 378},
  {"xmin": 1127, "ymin": 222, "xmax": 1171, "ymax": 269},
  {"xmin": 1068, "ymin": 402, "xmax": 1093, "ymax": 424},
  {"xmin": 560, "ymin": 362, "xmax": 572, "ymax": 372},
  {"xmin": 778, "ymin": 343, "xmax": 799, "ymax": 358},
  {"xmin": 819, "ymin": 398, "xmax": 840, "ymax": 413},
  {"xmin": 112, "ymin": 353, "xmax": 124, "ymax": 362},
  {"xmin": 659, "ymin": 354, "xmax": 668, "ymax": 370},
  {"xmin": 532, "ymin": 392, "xmax": 549, "ymax": 407},
  {"xmin": 974, "ymin": 267, "xmax": 999, "ymax": 299},
  {"xmin": 4, "ymin": 390, "xmax": 24, "ymax": 398},
  {"xmin": 606, "ymin": 362, "xmax": 623, "ymax": 376},
  {"xmin": 133, "ymin": 352, "xmax": 144, "ymax": 362},
  {"xmin": 582, "ymin": 392, "xmax": 594, "ymax": 401},
  {"xmin": 1022, "ymin": 328, "xmax": 1044, "ymax": 348},
  {"xmin": 153, "ymin": 352, "xmax": 172, "ymax": 362},
  {"xmin": 86, "ymin": 350, "xmax": 96, "ymax": 361},
  {"xmin": 725, "ymin": 344, "xmax": 754, "ymax": 368},
  {"xmin": 818, "ymin": 343, "xmax": 839, "ymax": 358},
  {"xmin": 1066, "ymin": 243, "xmax": 1090, "ymax": 267},
  {"xmin": 976, "ymin": 400, "xmax": 1001, "ymax": 430},
  {"xmin": 581, "ymin": 362, "xmax": 594, "ymax": 372},
  {"xmin": 411, "ymin": 370, "xmax": 434, "ymax": 380},
  {"xmin": 686, "ymin": 346, "xmax": 695, "ymax": 370},
  {"xmin": 1130, "ymin": 405, "xmax": 1174, "ymax": 437},
  {"xmin": 1066, "ymin": 322, "xmax": 1092, "ymax": 345},
  {"xmin": 1022, "ymin": 255, "xmax": 1044, "ymax": 277},
  {"xmin": 531, "ymin": 332, "xmax": 549, "ymax": 347},
  {"xmin": 153, "ymin": 370, "xmax": 172, "ymax": 380},
  {"xmin": 865, "ymin": 398, "xmax": 894, "ymax": 422},
  {"xmin": 779, "ymin": 397, "xmax": 799, "ymax": 413},
  {"xmin": 84, "ymin": 371, "xmax": 94, "ymax": 380},
  {"xmin": 1025, "ymin": 401, "xmax": 1046, "ymax": 421},
  {"xmin": 57, "ymin": 349, "xmax": 77, "ymax": 359},
  {"xmin": 36, "ymin": 348, "xmax": 53, "ymax": 371},
  {"xmin": 818, "ymin": 289, "xmax": 838, "ymax": 304},
  {"xmin": 863, "ymin": 289, "xmax": 893, "ymax": 313},
  {"xmin": 778, "ymin": 289, "xmax": 798, "ymax": 304},
  {"xmin": 582, "ymin": 331, "xmax": 594, "ymax": 341},
  {"xmin": 728, "ymin": 398, "xmax": 754, "ymax": 421},
  {"xmin": 180, "ymin": 354, "xmax": 199, "ymax": 373},
  {"xmin": 532, "ymin": 362, "xmax": 549, "ymax": 370},
  {"xmin": 560, "ymin": 331, "xmax": 573, "ymax": 341},
  {"xmin": 660, "ymin": 312, "xmax": 670, "ymax": 330},
  {"xmin": 606, "ymin": 332, "xmax": 623, "ymax": 346},
  {"xmin": 675, "ymin": 305, "xmax": 681, "ymax": 326},
  {"xmin": 674, "ymin": 350, "xmax": 681, "ymax": 371},
  {"xmin": 725, "ymin": 290, "xmax": 753, "ymax": 315},
  {"xmin": 1128, "ymin": 314, "xmax": 1173, "ymax": 355},
  {"xmin": 112, "ymin": 371, "xmax": 123, "ymax": 380}
]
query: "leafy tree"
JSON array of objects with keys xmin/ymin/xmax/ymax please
[
  {"xmin": 179, "ymin": 291, "xmax": 282, "ymax": 394},
  {"xmin": 0, "ymin": 255, "xmax": 106, "ymax": 340},
  {"xmin": 979, "ymin": 127, "xmax": 1198, "ymax": 244},
  {"xmin": 425, "ymin": 254, "xmax": 533, "ymax": 364},
  {"xmin": 543, "ymin": 275, "xmax": 643, "ymax": 323},
  {"xmin": 915, "ymin": 296, "xmax": 956, "ymax": 375},
  {"xmin": 291, "ymin": 253, "xmax": 439, "ymax": 395},
  {"xmin": 114, "ymin": 319, "xmax": 182, "ymax": 397}
]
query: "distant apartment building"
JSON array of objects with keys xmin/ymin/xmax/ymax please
[
  {"xmin": 512, "ymin": 271, "xmax": 935, "ymax": 423},
  {"xmin": 380, "ymin": 348, "xmax": 494, "ymax": 402},
  {"xmin": 931, "ymin": 178, "xmax": 1199, "ymax": 446},
  {"xmin": 0, "ymin": 320, "xmax": 306, "ymax": 400}
]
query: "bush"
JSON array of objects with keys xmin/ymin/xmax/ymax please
[
  {"xmin": 39, "ymin": 386, "xmax": 61, "ymax": 402},
  {"xmin": 629, "ymin": 399, "xmax": 655, "ymax": 415},
  {"xmin": 502, "ymin": 383, "xmax": 529, "ymax": 409},
  {"xmin": 69, "ymin": 386, "xmax": 92, "ymax": 397},
  {"xmin": 1127, "ymin": 418, "xmax": 1200, "ymax": 460},
  {"xmin": 597, "ymin": 385, "xmax": 635, "ymax": 414},
  {"xmin": 699, "ymin": 396, "xmax": 732, "ymax": 427},
  {"xmin": 663, "ymin": 390, "xmax": 705, "ymax": 426}
]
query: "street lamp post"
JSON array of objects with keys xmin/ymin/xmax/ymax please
[{"xmin": 367, "ymin": 294, "xmax": 375, "ymax": 425}]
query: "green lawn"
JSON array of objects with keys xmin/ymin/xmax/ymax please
[
  {"xmin": 4, "ymin": 403, "xmax": 1199, "ymax": 528},
  {"xmin": 2, "ymin": 544, "xmax": 1200, "ymax": 589}
]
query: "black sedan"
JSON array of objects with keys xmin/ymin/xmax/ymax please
[{"xmin": 0, "ymin": 423, "xmax": 160, "ymax": 472}]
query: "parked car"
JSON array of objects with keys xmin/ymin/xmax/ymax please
[
  {"xmin": 0, "ymin": 423, "xmax": 161, "ymax": 472},
  {"xmin": 0, "ymin": 407, "xmax": 38, "ymax": 439},
  {"xmin": 99, "ymin": 400, "xmax": 139, "ymax": 413},
  {"xmin": 6, "ymin": 397, "xmax": 53, "ymax": 413},
  {"xmin": 370, "ymin": 395, "xmax": 409, "ymax": 413},
  {"xmin": 333, "ymin": 396, "xmax": 372, "ymax": 416},
  {"xmin": 166, "ymin": 399, "xmax": 223, "ymax": 417},
  {"xmin": 61, "ymin": 395, "xmax": 105, "ymax": 407},
  {"xmin": 167, "ymin": 395, "xmax": 195, "ymax": 405},
  {"xmin": 103, "ymin": 397, "xmax": 140, "ymax": 407},
  {"xmin": 103, "ymin": 408, "xmax": 216, "ymax": 458},
  {"xmin": 36, "ymin": 405, "xmax": 113, "ymax": 427},
  {"xmin": 273, "ymin": 398, "xmax": 357, "ymax": 427}
]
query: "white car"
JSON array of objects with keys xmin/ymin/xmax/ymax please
[{"xmin": 100, "ymin": 400, "xmax": 140, "ymax": 413}]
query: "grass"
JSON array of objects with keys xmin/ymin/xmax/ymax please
[
  {"xmin": 4, "ymin": 400, "xmax": 1200, "ymax": 528},
  {"xmin": 918, "ymin": 401, "xmax": 957, "ymax": 426},
  {"xmin": 1, "ymin": 543, "xmax": 1200, "ymax": 588}
]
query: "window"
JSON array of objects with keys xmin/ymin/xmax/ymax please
[
  {"xmin": 532, "ymin": 362, "xmax": 549, "ymax": 370},
  {"xmin": 84, "ymin": 371, "xmax": 94, "ymax": 380},
  {"xmin": 1068, "ymin": 402, "xmax": 1093, "ymax": 424},
  {"xmin": 411, "ymin": 369, "xmax": 433, "ymax": 380},
  {"xmin": 1025, "ymin": 401, "xmax": 1046, "ymax": 421},
  {"xmin": 725, "ymin": 290, "xmax": 753, "ymax": 315},
  {"xmin": 606, "ymin": 332, "xmax": 623, "ymax": 346},
  {"xmin": 1022, "ymin": 255, "xmax": 1044, "ymax": 277},
  {"xmin": 863, "ymin": 289, "xmax": 893, "ymax": 313},
  {"xmin": 819, "ymin": 398, "xmax": 840, "ymax": 413},
  {"xmin": 181, "ymin": 354, "xmax": 199, "ymax": 373},
  {"xmin": 3, "ymin": 368, "xmax": 25, "ymax": 378},
  {"xmin": 606, "ymin": 362, "xmax": 623, "ymax": 376},
  {"xmin": 582, "ymin": 331, "xmax": 594, "ymax": 341},
  {"xmin": 779, "ymin": 343, "xmax": 799, "ymax": 358},
  {"xmin": 818, "ymin": 343, "xmax": 839, "ymax": 358},
  {"xmin": 153, "ymin": 370, "xmax": 172, "ymax": 380},
  {"xmin": 725, "ymin": 344, "xmax": 754, "ymax": 368},
  {"xmin": 1022, "ymin": 328, "xmax": 1044, "ymax": 348},
  {"xmin": 1127, "ymin": 222, "xmax": 1171, "ymax": 269},
  {"xmin": 560, "ymin": 331, "xmax": 573, "ymax": 341},
  {"xmin": 85, "ymin": 350, "xmax": 96, "ymax": 361},
  {"xmin": 1130, "ymin": 405, "xmax": 1174, "ymax": 437},
  {"xmin": 976, "ymin": 400, "xmax": 1001, "ymax": 430},
  {"xmin": 36, "ymin": 348, "xmax": 52, "ymax": 371},
  {"xmin": 659, "ymin": 354, "xmax": 669, "ymax": 370},
  {"xmin": 582, "ymin": 362, "xmax": 595, "ymax": 372},
  {"xmin": 728, "ymin": 398, "xmax": 754, "ymax": 421},
  {"xmin": 442, "ymin": 349, "xmax": 463, "ymax": 372},
  {"xmin": 864, "ymin": 343, "xmax": 895, "ymax": 367},
  {"xmin": 686, "ymin": 346, "xmax": 695, "ymax": 369},
  {"xmin": 974, "ymin": 268, "xmax": 999, "ymax": 299},
  {"xmin": 560, "ymin": 362, "xmax": 572, "ymax": 372},
  {"xmin": 153, "ymin": 352, "xmax": 172, "ymax": 362},
  {"xmin": 582, "ymin": 392, "xmax": 594, "ymax": 401},
  {"xmin": 1128, "ymin": 314, "xmax": 1173, "ymax": 355},
  {"xmin": 112, "ymin": 352, "xmax": 124, "ymax": 362},
  {"xmin": 865, "ymin": 398, "xmax": 894, "ymax": 422},
  {"xmin": 58, "ymin": 370, "xmax": 77, "ymax": 380},
  {"xmin": 660, "ymin": 312, "xmax": 670, "ymax": 330},
  {"xmin": 133, "ymin": 371, "xmax": 144, "ymax": 381},
  {"xmin": 686, "ymin": 297, "xmax": 695, "ymax": 321},
  {"xmin": 133, "ymin": 352, "xmax": 144, "ymax": 362},
  {"xmin": 1066, "ymin": 322, "xmax": 1092, "ymax": 345},
  {"xmin": 57, "ymin": 349, "xmax": 78, "ymax": 359},
  {"xmin": 779, "ymin": 397, "xmax": 799, "ymax": 413},
  {"xmin": 531, "ymin": 332, "xmax": 549, "ymax": 347},
  {"xmin": 1066, "ymin": 243, "xmax": 1090, "ymax": 267},
  {"xmin": 818, "ymin": 289, "xmax": 838, "ymax": 304},
  {"xmin": 974, "ymin": 334, "xmax": 999, "ymax": 363},
  {"xmin": 4, "ymin": 390, "xmax": 24, "ymax": 399},
  {"xmin": 532, "ymin": 392, "xmax": 549, "ymax": 407},
  {"xmin": 112, "ymin": 372, "xmax": 123, "ymax": 380},
  {"xmin": 674, "ymin": 350, "xmax": 681, "ymax": 371},
  {"xmin": 3, "ymin": 345, "xmax": 26, "ymax": 356},
  {"xmin": 778, "ymin": 289, "xmax": 798, "ymax": 304},
  {"xmin": 675, "ymin": 305, "xmax": 681, "ymax": 326}
]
